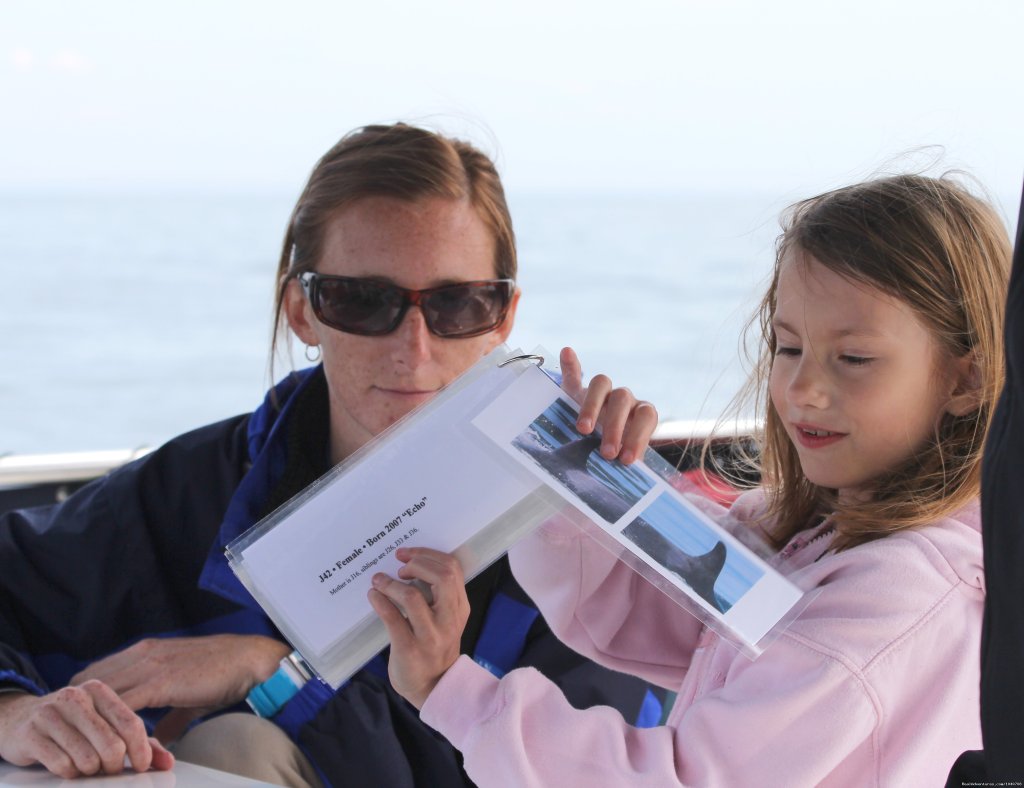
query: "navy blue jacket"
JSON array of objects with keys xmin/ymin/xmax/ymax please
[
  {"xmin": 947, "ymin": 183, "xmax": 1024, "ymax": 785},
  {"xmin": 0, "ymin": 366, "xmax": 658, "ymax": 786}
]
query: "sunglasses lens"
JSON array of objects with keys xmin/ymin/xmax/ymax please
[
  {"xmin": 306, "ymin": 275, "xmax": 511, "ymax": 337},
  {"xmin": 422, "ymin": 282, "xmax": 510, "ymax": 337},
  {"xmin": 316, "ymin": 278, "xmax": 403, "ymax": 335}
]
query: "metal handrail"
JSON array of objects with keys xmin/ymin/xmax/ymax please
[
  {"xmin": 653, "ymin": 418, "xmax": 759, "ymax": 442},
  {"xmin": 0, "ymin": 448, "xmax": 154, "ymax": 488},
  {"xmin": 0, "ymin": 418, "xmax": 758, "ymax": 489}
]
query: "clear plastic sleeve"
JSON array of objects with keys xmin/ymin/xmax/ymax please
[{"xmin": 227, "ymin": 344, "xmax": 806, "ymax": 687}]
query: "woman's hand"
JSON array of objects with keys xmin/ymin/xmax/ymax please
[
  {"xmin": 0, "ymin": 684, "xmax": 174, "ymax": 778},
  {"xmin": 70, "ymin": 634, "xmax": 290, "ymax": 715},
  {"xmin": 559, "ymin": 346, "xmax": 659, "ymax": 465},
  {"xmin": 70, "ymin": 634, "xmax": 291, "ymax": 743},
  {"xmin": 368, "ymin": 548, "xmax": 470, "ymax": 709}
]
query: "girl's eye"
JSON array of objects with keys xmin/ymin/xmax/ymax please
[
  {"xmin": 840, "ymin": 354, "xmax": 873, "ymax": 366},
  {"xmin": 775, "ymin": 346, "xmax": 800, "ymax": 357}
]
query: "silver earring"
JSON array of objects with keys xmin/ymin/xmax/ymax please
[{"xmin": 304, "ymin": 344, "xmax": 321, "ymax": 363}]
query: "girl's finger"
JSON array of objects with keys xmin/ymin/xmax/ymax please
[
  {"xmin": 560, "ymin": 347, "xmax": 585, "ymax": 403},
  {"xmin": 370, "ymin": 574, "xmax": 435, "ymax": 634},
  {"xmin": 593, "ymin": 386, "xmax": 635, "ymax": 459},
  {"xmin": 395, "ymin": 550, "xmax": 463, "ymax": 587},
  {"xmin": 368, "ymin": 584, "xmax": 414, "ymax": 644},
  {"xmin": 577, "ymin": 374, "xmax": 612, "ymax": 435},
  {"xmin": 393, "ymin": 546, "xmax": 450, "ymax": 566},
  {"xmin": 619, "ymin": 400, "xmax": 659, "ymax": 465},
  {"xmin": 395, "ymin": 556, "xmax": 469, "ymax": 630}
]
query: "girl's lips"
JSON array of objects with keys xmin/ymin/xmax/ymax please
[{"xmin": 793, "ymin": 424, "xmax": 847, "ymax": 449}]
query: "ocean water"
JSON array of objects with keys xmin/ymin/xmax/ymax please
[{"xmin": 0, "ymin": 190, "xmax": 854, "ymax": 454}]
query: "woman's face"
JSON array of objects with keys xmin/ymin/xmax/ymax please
[{"xmin": 285, "ymin": 195, "xmax": 518, "ymax": 463}]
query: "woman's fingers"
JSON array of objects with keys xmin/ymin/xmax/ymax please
[
  {"xmin": 89, "ymin": 681, "xmax": 152, "ymax": 772},
  {"xmin": 60, "ymin": 682, "xmax": 149, "ymax": 775},
  {"xmin": 148, "ymin": 738, "xmax": 175, "ymax": 771},
  {"xmin": 37, "ymin": 715, "xmax": 98, "ymax": 777},
  {"xmin": 4, "ymin": 683, "xmax": 154, "ymax": 778}
]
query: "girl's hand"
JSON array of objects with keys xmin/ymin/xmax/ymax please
[
  {"xmin": 368, "ymin": 547, "xmax": 470, "ymax": 709},
  {"xmin": 559, "ymin": 346, "xmax": 659, "ymax": 465}
]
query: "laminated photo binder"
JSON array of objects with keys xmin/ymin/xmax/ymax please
[{"xmin": 227, "ymin": 344, "xmax": 807, "ymax": 689}]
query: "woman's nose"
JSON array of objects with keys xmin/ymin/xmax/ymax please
[{"xmin": 389, "ymin": 305, "xmax": 433, "ymax": 367}]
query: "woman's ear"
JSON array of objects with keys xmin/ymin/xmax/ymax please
[
  {"xmin": 481, "ymin": 287, "xmax": 521, "ymax": 352},
  {"xmin": 283, "ymin": 276, "xmax": 320, "ymax": 347},
  {"xmin": 945, "ymin": 351, "xmax": 983, "ymax": 417}
]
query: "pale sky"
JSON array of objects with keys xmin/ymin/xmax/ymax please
[
  {"xmin": 3, "ymin": 0, "xmax": 1023, "ymax": 208},
  {"xmin": 2, "ymin": 0, "xmax": 1023, "ymax": 453}
]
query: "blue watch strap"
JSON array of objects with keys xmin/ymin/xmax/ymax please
[{"xmin": 246, "ymin": 651, "xmax": 309, "ymax": 718}]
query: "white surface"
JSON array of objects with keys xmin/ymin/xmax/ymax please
[{"xmin": 0, "ymin": 761, "xmax": 279, "ymax": 787}]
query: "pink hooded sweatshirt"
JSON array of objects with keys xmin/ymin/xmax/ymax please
[{"xmin": 420, "ymin": 492, "xmax": 983, "ymax": 786}]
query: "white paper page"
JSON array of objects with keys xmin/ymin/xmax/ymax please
[
  {"xmin": 473, "ymin": 367, "xmax": 803, "ymax": 647},
  {"xmin": 239, "ymin": 364, "xmax": 541, "ymax": 656}
]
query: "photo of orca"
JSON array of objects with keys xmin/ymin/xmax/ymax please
[
  {"xmin": 622, "ymin": 519, "xmax": 728, "ymax": 612},
  {"xmin": 512, "ymin": 398, "xmax": 655, "ymax": 523},
  {"xmin": 504, "ymin": 396, "xmax": 770, "ymax": 621},
  {"xmin": 621, "ymin": 492, "xmax": 765, "ymax": 614}
]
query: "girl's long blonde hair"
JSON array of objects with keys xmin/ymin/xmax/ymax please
[{"xmin": 721, "ymin": 174, "xmax": 1011, "ymax": 551}]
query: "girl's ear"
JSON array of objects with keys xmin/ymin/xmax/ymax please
[{"xmin": 945, "ymin": 351, "xmax": 983, "ymax": 417}]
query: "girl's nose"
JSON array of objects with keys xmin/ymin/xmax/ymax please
[{"xmin": 787, "ymin": 355, "xmax": 830, "ymax": 409}]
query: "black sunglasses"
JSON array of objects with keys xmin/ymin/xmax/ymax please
[{"xmin": 298, "ymin": 273, "xmax": 515, "ymax": 338}]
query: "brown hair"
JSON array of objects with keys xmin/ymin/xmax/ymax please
[
  {"xmin": 722, "ymin": 174, "xmax": 1011, "ymax": 551},
  {"xmin": 270, "ymin": 123, "xmax": 517, "ymax": 364}
]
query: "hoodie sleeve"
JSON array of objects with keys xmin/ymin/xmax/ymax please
[
  {"xmin": 507, "ymin": 515, "xmax": 705, "ymax": 689},
  {"xmin": 420, "ymin": 638, "xmax": 877, "ymax": 788},
  {"xmin": 421, "ymin": 531, "xmax": 974, "ymax": 787}
]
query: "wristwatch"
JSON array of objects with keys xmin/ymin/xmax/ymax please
[{"xmin": 246, "ymin": 650, "xmax": 312, "ymax": 718}]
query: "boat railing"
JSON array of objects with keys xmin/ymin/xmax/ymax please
[{"xmin": 0, "ymin": 418, "xmax": 759, "ymax": 510}]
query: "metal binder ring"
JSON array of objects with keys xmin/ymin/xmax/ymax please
[{"xmin": 498, "ymin": 354, "xmax": 545, "ymax": 368}]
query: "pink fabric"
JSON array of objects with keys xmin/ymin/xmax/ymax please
[{"xmin": 420, "ymin": 491, "xmax": 983, "ymax": 787}]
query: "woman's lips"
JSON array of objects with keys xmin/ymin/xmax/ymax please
[
  {"xmin": 793, "ymin": 423, "xmax": 847, "ymax": 449},
  {"xmin": 377, "ymin": 387, "xmax": 438, "ymax": 400}
]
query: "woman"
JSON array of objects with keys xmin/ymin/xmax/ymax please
[{"xmin": 0, "ymin": 123, "xmax": 658, "ymax": 786}]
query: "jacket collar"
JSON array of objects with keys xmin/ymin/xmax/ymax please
[{"xmin": 198, "ymin": 365, "xmax": 324, "ymax": 607}]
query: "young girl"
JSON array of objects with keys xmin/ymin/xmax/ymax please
[{"xmin": 368, "ymin": 174, "xmax": 1012, "ymax": 786}]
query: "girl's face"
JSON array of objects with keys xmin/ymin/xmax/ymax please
[{"xmin": 768, "ymin": 252, "xmax": 964, "ymax": 502}]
